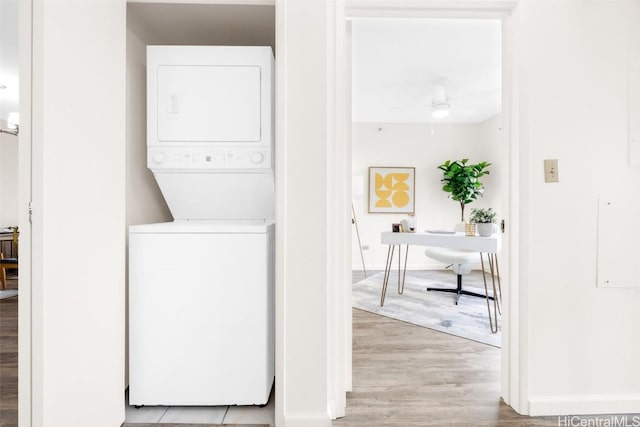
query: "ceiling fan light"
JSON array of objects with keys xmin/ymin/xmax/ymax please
[{"xmin": 432, "ymin": 103, "xmax": 450, "ymax": 119}]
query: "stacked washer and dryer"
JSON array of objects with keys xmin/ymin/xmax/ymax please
[{"xmin": 129, "ymin": 46, "xmax": 275, "ymax": 406}]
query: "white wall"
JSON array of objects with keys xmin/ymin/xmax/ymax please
[
  {"xmin": 352, "ymin": 118, "xmax": 501, "ymax": 270},
  {"xmin": 0, "ymin": 128, "xmax": 19, "ymax": 226},
  {"xmin": 28, "ymin": 0, "xmax": 126, "ymax": 425},
  {"xmin": 126, "ymin": 7, "xmax": 172, "ymax": 229},
  {"xmin": 124, "ymin": 9, "xmax": 173, "ymax": 386},
  {"xmin": 514, "ymin": 0, "xmax": 640, "ymax": 415}
]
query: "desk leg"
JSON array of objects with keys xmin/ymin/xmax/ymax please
[
  {"xmin": 398, "ymin": 245, "xmax": 409, "ymax": 294},
  {"xmin": 480, "ymin": 252, "xmax": 500, "ymax": 334},
  {"xmin": 397, "ymin": 245, "xmax": 409, "ymax": 294},
  {"xmin": 487, "ymin": 253, "xmax": 502, "ymax": 315},
  {"xmin": 380, "ymin": 245, "xmax": 396, "ymax": 306}
]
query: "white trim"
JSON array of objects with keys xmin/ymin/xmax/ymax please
[
  {"xmin": 282, "ymin": 413, "xmax": 332, "ymax": 427},
  {"xmin": 327, "ymin": 0, "xmax": 349, "ymax": 419},
  {"xmin": 347, "ymin": 0, "xmax": 517, "ymax": 8},
  {"xmin": 18, "ymin": 0, "xmax": 33, "ymax": 425},
  {"xmin": 529, "ymin": 394, "xmax": 640, "ymax": 416},
  {"xmin": 27, "ymin": 0, "xmax": 45, "ymax": 424},
  {"xmin": 274, "ymin": 1, "xmax": 286, "ymax": 426},
  {"xmin": 344, "ymin": 18, "xmax": 354, "ymax": 395},
  {"xmin": 502, "ymin": 6, "xmax": 527, "ymax": 414},
  {"xmin": 346, "ymin": 0, "xmax": 517, "ymax": 19},
  {"xmin": 505, "ymin": 3, "xmax": 531, "ymax": 415}
]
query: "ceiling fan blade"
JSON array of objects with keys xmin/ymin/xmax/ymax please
[
  {"xmin": 389, "ymin": 103, "xmax": 430, "ymax": 110},
  {"xmin": 450, "ymin": 106, "xmax": 477, "ymax": 115},
  {"xmin": 449, "ymin": 88, "xmax": 500, "ymax": 101}
]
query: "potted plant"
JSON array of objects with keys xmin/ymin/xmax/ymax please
[
  {"xmin": 437, "ymin": 159, "xmax": 491, "ymax": 222},
  {"xmin": 470, "ymin": 207, "xmax": 497, "ymax": 237}
]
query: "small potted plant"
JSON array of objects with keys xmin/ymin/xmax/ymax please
[{"xmin": 470, "ymin": 208, "xmax": 497, "ymax": 237}]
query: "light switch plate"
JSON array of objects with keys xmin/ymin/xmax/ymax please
[{"xmin": 544, "ymin": 159, "xmax": 559, "ymax": 183}]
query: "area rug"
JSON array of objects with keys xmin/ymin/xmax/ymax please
[
  {"xmin": 0, "ymin": 290, "xmax": 18, "ymax": 300},
  {"xmin": 352, "ymin": 270, "xmax": 501, "ymax": 347}
]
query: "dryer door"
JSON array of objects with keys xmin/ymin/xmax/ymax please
[{"xmin": 157, "ymin": 65, "xmax": 261, "ymax": 143}]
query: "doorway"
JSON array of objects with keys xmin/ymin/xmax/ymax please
[{"xmin": 341, "ymin": 9, "xmax": 519, "ymax": 423}]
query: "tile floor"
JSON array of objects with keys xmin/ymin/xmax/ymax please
[{"xmin": 124, "ymin": 389, "xmax": 274, "ymax": 426}]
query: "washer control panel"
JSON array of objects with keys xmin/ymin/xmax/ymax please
[{"xmin": 148, "ymin": 147, "xmax": 272, "ymax": 170}]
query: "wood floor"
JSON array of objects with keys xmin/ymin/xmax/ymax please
[
  {"xmin": 334, "ymin": 308, "xmax": 559, "ymax": 426},
  {"xmin": 0, "ymin": 274, "xmax": 18, "ymax": 427},
  {"xmin": 333, "ymin": 270, "xmax": 554, "ymax": 426}
]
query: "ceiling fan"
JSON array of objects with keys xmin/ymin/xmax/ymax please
[
  {"xmin": 391, "ymin": 78, "xmax": 499, "ymax": 120},
  {"xmin": 431, "ymin": 84, "xmax": 451, "ymax": 119}
]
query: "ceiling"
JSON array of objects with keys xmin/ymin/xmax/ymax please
[
  {"xmin": 351, "ymin": 18, "xmax": 502, "ymax": 124},
  {"xmin": 0, "ymin": 9, "xmax": 500, "ymax": 125},
  {"xmin": 128, "ymin": 3, "xmax": 275, "ymax": 48},
  {"xmin": 0, "ymin": 0, "xmax": 19, "ymax": 119}
]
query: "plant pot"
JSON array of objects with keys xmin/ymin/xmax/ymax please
[
  {"xmin": 464, "ymin": 222, "xmax": 476, "ymax": 236},
  {"xmin": 477, "ymin": 223, "xmax": 494, "ymax": 237}
]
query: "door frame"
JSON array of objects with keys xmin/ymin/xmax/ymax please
[
  {"xmin": 340, "ymin": 0, "xmax": 526, "ymax": 414},
  {"xmin": 18, "ymin": 0, "xmax": 33, "ymax": 424}
]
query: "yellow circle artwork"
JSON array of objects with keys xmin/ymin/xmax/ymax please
[{"xmin": 375, "ymin": 172, "xmax": 410, "ymax": 208}]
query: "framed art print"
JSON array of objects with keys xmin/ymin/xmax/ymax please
[{"xmin": 368, "ymin": 167, "xmax": 415, "ymax": 214}]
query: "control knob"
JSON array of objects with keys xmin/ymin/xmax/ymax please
[
  {"xmin": 251, "ymin": 151, "xmax": 265, "ymax": 165},
  {"xmin": 152, "ymin": 151, "xmax": 166, "ymax": 164}
]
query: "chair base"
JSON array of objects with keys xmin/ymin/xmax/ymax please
[{"xmin": 427, "ymin": 274, "xmax": 494, "ymax": 305}]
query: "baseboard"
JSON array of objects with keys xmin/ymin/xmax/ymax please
[
  {"xmin": 283, "ymin": 412, "xmax": 332, "ymax": 427},
  {"xmin": 529, "ymin": 393, "xmax": 640, "ymax": 416}
]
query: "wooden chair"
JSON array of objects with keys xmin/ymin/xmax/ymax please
[
  {"xmin": 0, "ymin": 252, "xmax": 18, "ymax": 290},
  {"xmin": 0, "ymin": 228, "xmax": 18, "ymax": 290}
]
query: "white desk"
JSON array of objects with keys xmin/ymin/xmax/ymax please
[
  {"xmin": 382, "ymin": 231, "xmax": 501, "ymax": 252},
  {"xmin": 380, "ymin": 231, "xmax": 502, "ymax": 333}
]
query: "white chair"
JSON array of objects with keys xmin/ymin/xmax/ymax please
[{"xmin": 424, "ymin": 223, "xmax": 495, "ymax": 305}]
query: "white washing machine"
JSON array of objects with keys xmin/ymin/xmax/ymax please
[
  {"xmin": 128, "ymin": 46, "xmax": 275, "ymax": 406},
  {"xmin": 129, "ymin": 220, "xmax": 274, "ymax": 405}
]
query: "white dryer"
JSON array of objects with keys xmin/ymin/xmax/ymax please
[{"xmin": 128, "ymin": 46, "xmax": 275, "ymax": 406}]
